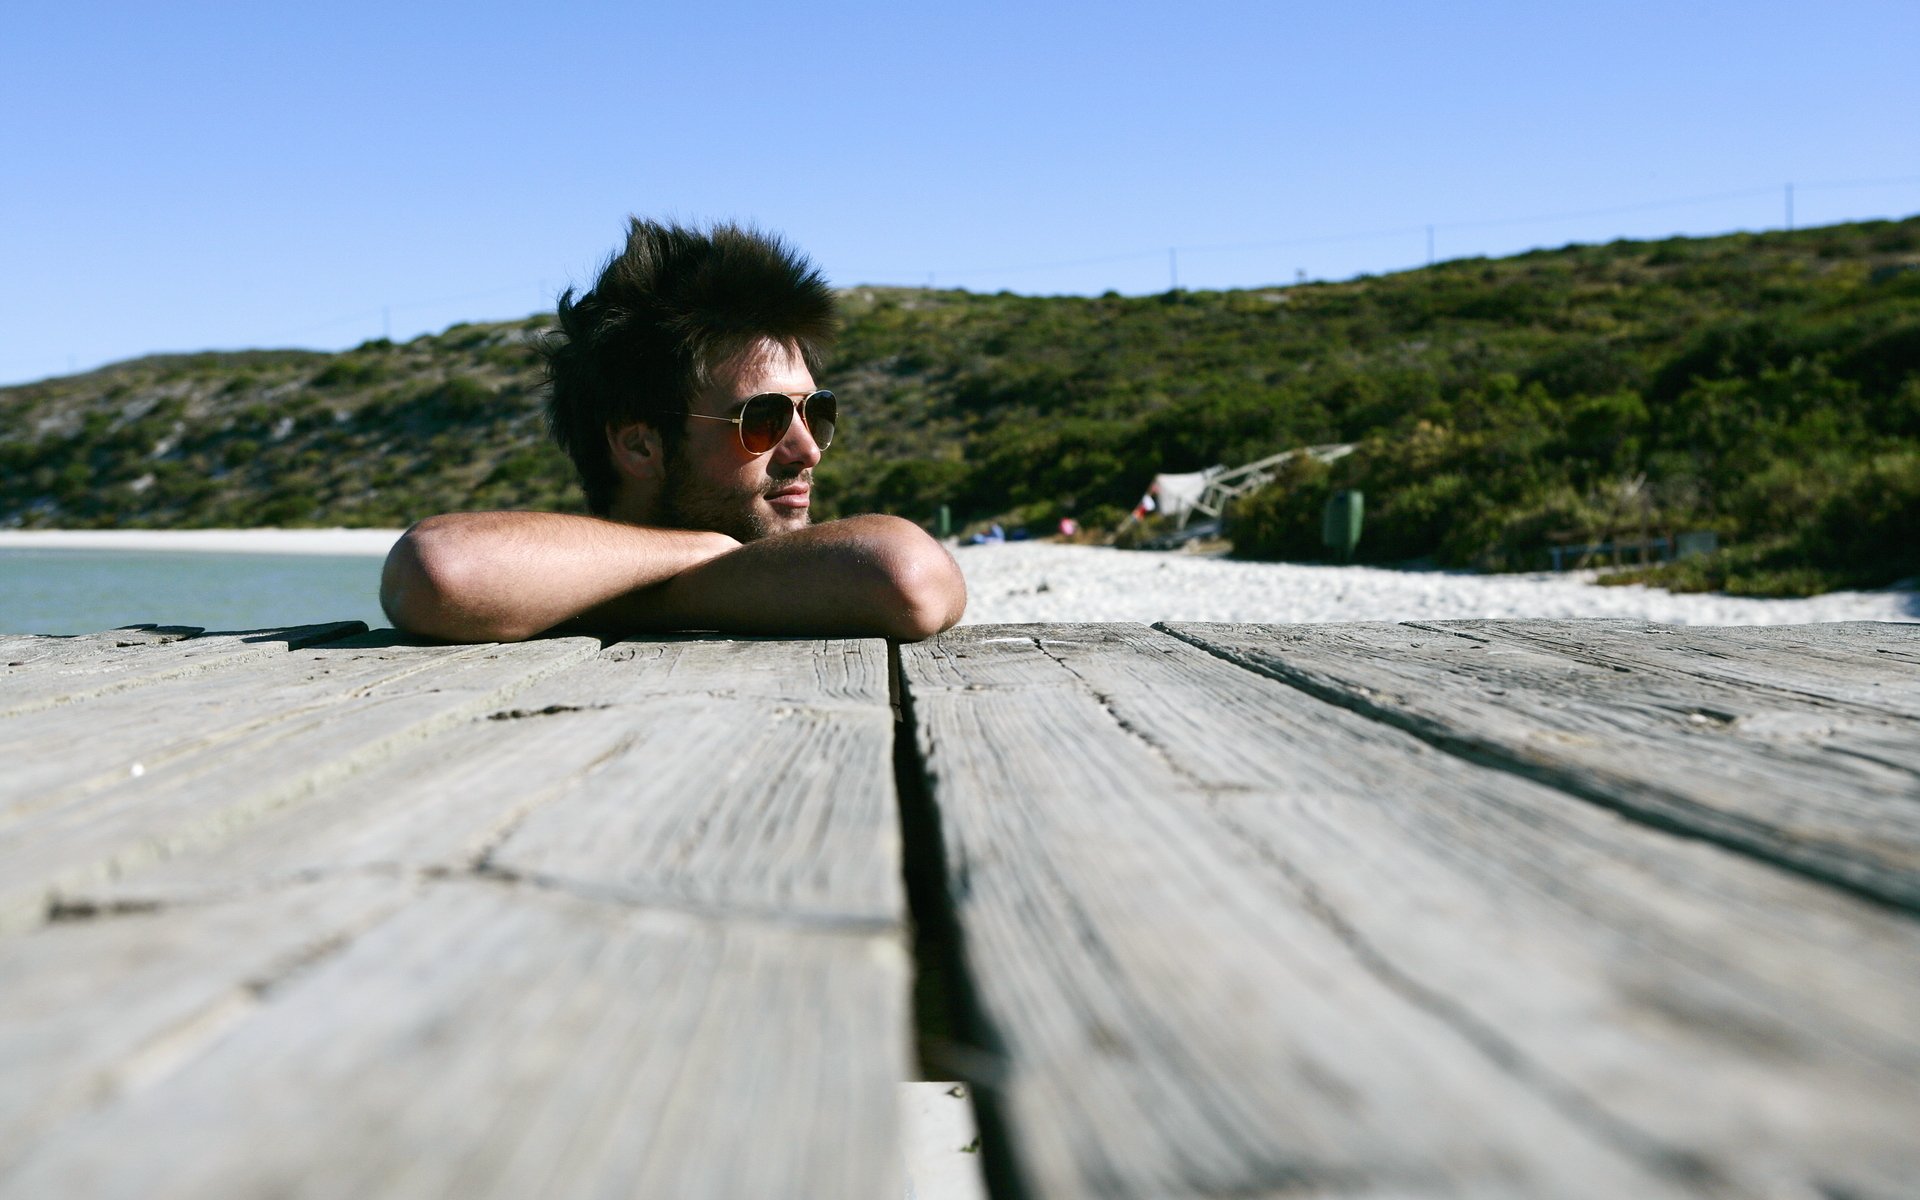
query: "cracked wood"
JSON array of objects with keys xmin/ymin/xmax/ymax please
[
  {"xmin": 53, "ymin": 636, "xmax": 902, "ymax": 925},
  {"xmin": 0, "ymin": 882, "xmax": 907, "ymax": 1200},
  {"xmin": 0, "ymin": 622, "xmax": 365, "ymax": 719},
  {"xmin": 0, "ymin": 629, "xmax": 909, "ymax": 1200},
  {"xmin": 0, "ymin": 631, "xmax": 602, "ymax": 932},
  {"xmin": 1165, "ymin": 619, "xmax": 1920, "ymax": 910},
  {"xmin": 898, "ymin": 622, "xmax": 1920, "ymax": 1200}
]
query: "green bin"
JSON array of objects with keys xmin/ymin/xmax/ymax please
[{"xmin": 1322, "ymin": 490, "xmax": 1364, "ymax": 561}]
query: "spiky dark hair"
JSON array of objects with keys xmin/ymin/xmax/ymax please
[{"xmin": 540, "ymin": 219, "xmax": 839, "ymax": 514}]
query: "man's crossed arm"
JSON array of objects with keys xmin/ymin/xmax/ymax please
[{"xmin": 379, "ymin": 511, "xmax": 968, "ymax": 643}]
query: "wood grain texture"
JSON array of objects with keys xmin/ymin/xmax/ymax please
[
  {"xmin": 0, "ymin": 632, "xmax": 601, "ymax": 933},
  {"xmin": 1164, "ymin": 620, "xmax": 1920, "ymax": 910},
  {"xmin": 1, "ymin": 634, "xmax": 909, "ymax": 1199},
  {"xmin": 0, "ymin": 877, "xmax": 416, "ymax": 1165},
  {"xmin": 1416, "ymin": 618, "xmax": 1920, "ymax": 721},
  {"xmin": 0, "ymin": 880, "xmax": 908, "ymax": 1200},
  {"xmin": 67, "ymin": 636, "xmax": 903, "ymax": 924},
  {"xmin": 901, "ymin": 626, "xmax": 1680, "ymax": 1199},
  {"xmin": 899, "ymin": 622, "xmax": 1920, "ymax": 1200},
  {"xmin": 0, "ymin": 624, "xmax": 202, "ymax": 661},
  {"xmin": 0, "ymin": 623, "xmax": 365, "ymax": 718},
  {"xmin": 485, "ymin": 636, "xmax": 901, "ymax": 924}
]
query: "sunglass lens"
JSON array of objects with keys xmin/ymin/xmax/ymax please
[
  {"xmin": 804, "ymin": 391, "xmax": 836, "ymax": 449},
  {"xmin": 738, "ymin": 394, "xmax": 793, "ymax": 454}
]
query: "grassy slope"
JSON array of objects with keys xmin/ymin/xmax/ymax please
[{"xmin": 3, "ymin": 217, "xmax": 1916, "ymax": 593}]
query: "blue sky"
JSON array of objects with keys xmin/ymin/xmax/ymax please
[{"xmin": 3, "ymin": 0, "xmax": 1916, "ymax": 385}]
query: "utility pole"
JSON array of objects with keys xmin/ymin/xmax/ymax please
[
  {"xmin": 1785, "ymin": 183, "xmax": 1795, "ymax": 231},
  {"xmin": 1426, "ymin": 225, "xmax": 1435, "ymax": 266},
  {"xmin": 382, "ymin": 306, "xmax": 391, "ymax": 340},
  {"xmin": 1169, "ymin": 247, "xmax": 1179, "ymax": 291}
]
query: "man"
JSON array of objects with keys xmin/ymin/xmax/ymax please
[{"xmin": 380, "ymin": 219, "xmax": 967, "ymax": 642}]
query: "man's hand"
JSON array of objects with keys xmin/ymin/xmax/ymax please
[{"xmin": 380, "ymin": 511, "xmax": 965, "ymax": 643}]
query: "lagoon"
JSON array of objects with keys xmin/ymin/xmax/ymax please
[{"xmin": 0, "ymin": 548, "xmax": 388, "ymax": 635}]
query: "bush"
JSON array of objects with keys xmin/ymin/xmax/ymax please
[
  {"xmin": 257, "ymin": 491, "xmax": 319, "ymax": 526},
  {"xmin": 1807, "ymin": 451, "xmax": 1920, "ymax": 580},
  {"xmin": 312, "ymin": 359, "xmax": 385, "ymax": 389},
  {"xmin": 1608, "ymin": 452, "xmax": 1920, "ymax": 595},
  {"xmin": 1226, "ymin": 456, "xmax": 1334, "ymax": 561}
]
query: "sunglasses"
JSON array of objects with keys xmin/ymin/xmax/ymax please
[{"xmin": 682, "ymin": 390, "xmax": 837, "ymax": 455}]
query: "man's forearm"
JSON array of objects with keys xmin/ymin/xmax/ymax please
[
  {"xmin": 382, "ymin": 511, "xmax": 965, "ymax": 643},
  {"xmin": 583, "ymin": 515, "xmax": 967, "ymax": 641},
  {"xmin": 381, "ymin": 511, "xmax": 739, "ymax": 642}
]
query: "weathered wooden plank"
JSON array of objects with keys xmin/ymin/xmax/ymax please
[
  {"xmin": 1165, "ymin": 620, "xmax": 1920, "ymax": 910},
  {"xmin": 899, "ymin": 623, "xmax": 1920, "ymax": 1200},
  {"xmin": 901, "ymin": 627, "xmax": 1677, "ymax": 1198},
  {"xmin": 0, "ymin": 877, "xmax": 416, "ymax": 1164},
  {"xmin": 1708, "ymin": 618, "xmax": 1920, "ymax": 664},
  {"xmin": 63, "ymin": 637, "xmax": 902, "ymax": 924},
  {"xmin": 0, "ymin": 624, "xmax": 200, "ymax": 661},
  {"xmin": 2, "ymin": 634, "xmax": 909, "ymax": 1198},
  {"xmin": 1, "ymin": 633, "xmax": 511, "ymax": 817},
  {"xmin": 0, "ymin": 633, "xmax": 601, "ymax": 933},
  {"xmin": 1417, "ymin": 620, "xmax": 1920, "ymax": 790},
  {"xmin": 1417, "ymin": 618, "xmax": 1920, "ymax": 721},
  {"xmin": 0, "ymin": 622, "xmax": 365, "ymax": 717},
  {"xmin": 0, "ymin": 879, "xmax": 909, "ymax": 1200},
  {"xmin": 484, "ymin": 637, "xmax": 899, "ymax": 921}
]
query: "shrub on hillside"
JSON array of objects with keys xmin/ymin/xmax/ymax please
[
  {"xmin": 1608, "ymin": 451, "xmax": 1920, "ymax": 594},
  {"xmin": 312, "ymin": 359, "xmax": 386, "ymax": 389},
  {"xmin": 1225, "ymin": 456, "xmax": 1333, "ymax": 561},
  {"xmin": 1808, "ymin": 451, "xmax": 1920, "ymax": 580}
]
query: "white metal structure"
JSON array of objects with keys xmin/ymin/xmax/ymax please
[{"xmin": 1179, "ymin": 443, "xmax": 1357, "ymax": 529}]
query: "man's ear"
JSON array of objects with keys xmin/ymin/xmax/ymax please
[{"xmin": 607, "ymin": 420, "xmax": 666, "ymax": 483}]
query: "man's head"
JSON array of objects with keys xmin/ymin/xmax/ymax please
[{"xmin": 541, "ymin": 220, "xmax": 838, "ymax": 539}]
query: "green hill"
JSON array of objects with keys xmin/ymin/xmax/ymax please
[{"xmin": 4, "ymin": 216, "xmax": 1917, "ymax": 594}]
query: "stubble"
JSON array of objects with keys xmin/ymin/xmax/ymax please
[{"xmin": 659, "ymin": 452, "xmax": 811, "ymax": 543}]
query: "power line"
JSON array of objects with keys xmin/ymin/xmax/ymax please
[
  {"xmin": 856, "ymin": 174, "xmax": 1920, "ymax": 284},
  {"xmin": 254, "ymin": 279, "xmax": 549, "ymax": 346}
]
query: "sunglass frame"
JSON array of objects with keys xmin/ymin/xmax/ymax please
[{"xmin": 682, "ymin": 390, "xmax": 836, "ymax": 455}]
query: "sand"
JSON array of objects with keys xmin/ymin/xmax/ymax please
[
  {"xmin": 5, "ymin": 530, "xmax": 1911, "ymax": 626},
  {"xmin": 950, "ymin": 541, "xmax": 1918, "ymax": 626}
]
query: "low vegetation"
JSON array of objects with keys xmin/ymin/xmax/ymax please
[{"xmin": 2, "ymin": 217, "xmax": 1915, "ymax": 595}]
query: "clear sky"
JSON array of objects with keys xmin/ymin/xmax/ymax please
[{"xmin": 4, "ymin": 0, "xmax": 1916, "ymax": 386}]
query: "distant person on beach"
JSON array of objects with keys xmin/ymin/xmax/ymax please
[{"xmin": 379, "ymin": 219, "xmax": 966, "ymax": 642}]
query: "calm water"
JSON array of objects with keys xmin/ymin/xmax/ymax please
[{"xmin": 0, "ymin": 549, "xmax": 388, "ymax": 635}]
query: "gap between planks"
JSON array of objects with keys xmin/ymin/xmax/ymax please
[{"xmin": 898, "ymin": 622, "xmax": 1920, "ymax": 1200}]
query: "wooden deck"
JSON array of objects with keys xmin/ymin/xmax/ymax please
[{"xmin": 1, "ymin": 619, "xmax": 1916, "ymax": 1199}]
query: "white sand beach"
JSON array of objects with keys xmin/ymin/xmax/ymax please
[
  {"xmin": 948, "ymin": 541, "xmax": 1917, "ymax": 626},
  {"xmin": 4, "ymin": 529, "xmax": 1912, "ymax": 627}
]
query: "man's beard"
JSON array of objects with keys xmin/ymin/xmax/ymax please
[{"xmin": 658, "ymin": 453, "xmax": 811, "ymax": 544}]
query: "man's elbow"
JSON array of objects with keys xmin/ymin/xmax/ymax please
[
  {"xmin": 380, "ymin": 519, "xmax": 537, "ymax": 643},
  {"xmin": 872, "ymin": 530, "xmax": 967, "ymax": 641}
]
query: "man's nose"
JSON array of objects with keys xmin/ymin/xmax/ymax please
[{"xmin": 775, "ymin": 413, "xmax": 824, "ymax": 469}]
